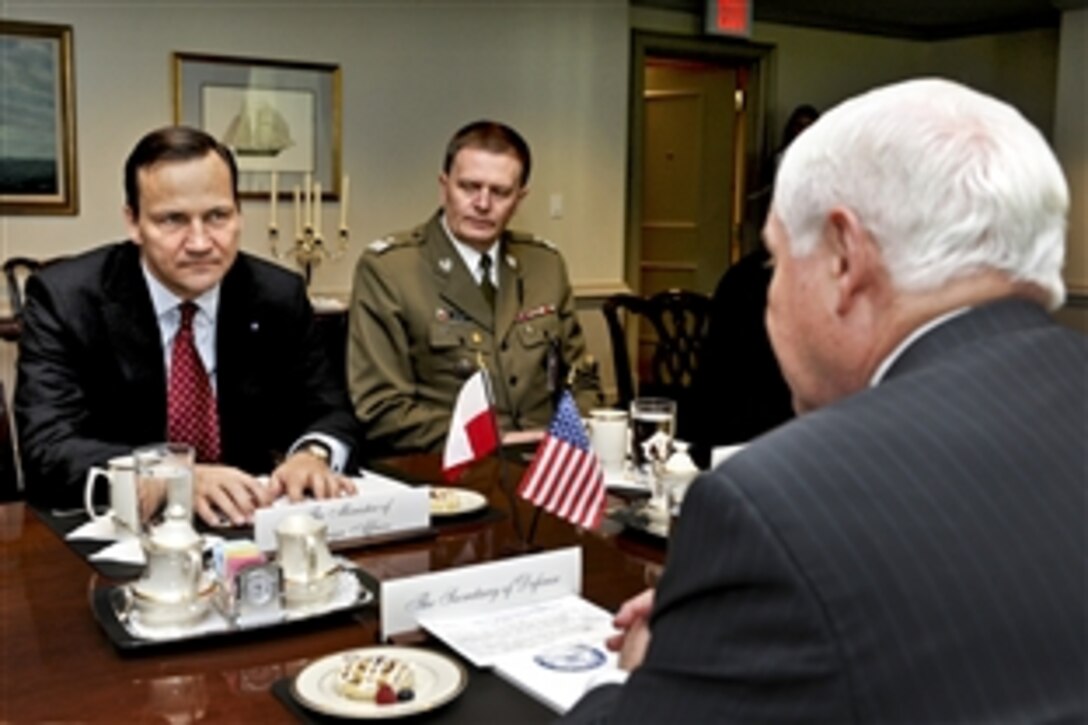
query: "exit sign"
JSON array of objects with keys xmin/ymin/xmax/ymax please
[{"xmin": 705, "ymin": 0, "xmax": 752, "ymax": 37}]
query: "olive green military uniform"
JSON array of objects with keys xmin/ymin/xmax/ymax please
[{"xmin": 348, "ymin": 212, "xmax": 602, "ymax": 454}]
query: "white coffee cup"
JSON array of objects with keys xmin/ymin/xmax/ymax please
[
  {"xmin": 84, "ymin": 455, "xmax": 140, "ymax": 532},
  {"xmin": 587, "ymin": 408, "xmax": 629, "ymax": 478},
  {"xmin": 276, "ymin": 513, "xmax": 336, "ymax": 585}
]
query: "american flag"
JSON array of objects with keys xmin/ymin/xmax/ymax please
[{"xmin": 517, "ymin": 391, "xmax": 606, "ymax": 529}]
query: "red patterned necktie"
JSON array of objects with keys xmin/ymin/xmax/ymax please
[{"xmin": 167, "ymin": 302, "xmax": 221, "ymax": 462}]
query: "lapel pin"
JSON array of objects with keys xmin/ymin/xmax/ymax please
[
  {"xmin": 436, "ymin": 308, "xmax": 449, "ymax": 322},
  {"xmin": 438, "ymin": 258, "xmax": 453, "ymax": 274},
  {"xmin": 506, "ymin": 254, "xmax": 517, "ymax": 269}
]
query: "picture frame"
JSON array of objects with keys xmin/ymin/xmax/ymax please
[
  {"xmin": 0, "ymin": 20, "xmax": 78, "ymax": 216},
  {"xmin": 172, "ymin": 52, "xmax": 341, "ymax": 200}
]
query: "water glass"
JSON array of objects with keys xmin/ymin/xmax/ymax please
[{"xmin": 134, "ymin": 442, "xmax": 196, "ymax": 526}]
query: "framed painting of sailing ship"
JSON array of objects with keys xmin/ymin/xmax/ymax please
[
  {"xmin": 172, "ymin": 52, "xmax": 341, "ymax": 200},
  {"xmin": 0, "ymin": 20, "xmax": 78, "ymax": 216}
]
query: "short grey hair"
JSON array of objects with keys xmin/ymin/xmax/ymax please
[{"xmin": 773, "ymin": 78, "xmax": 1068, "ymax": 309}]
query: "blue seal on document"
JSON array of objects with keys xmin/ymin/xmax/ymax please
[{"xmin": 533, "ymin": 643, "xmax": 606, "ymax": 672}]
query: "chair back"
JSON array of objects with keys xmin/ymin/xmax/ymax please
[
  {"xmin": 0, "ymin": 257, "xmax": 43, "ymax": 342},
  {"xmin": 0, "ymin": 382, "xmax": 20, "ymax": 501},
  {"xmin": 602, "ymin": 289, "xmax": 711, "ymax": 438}
]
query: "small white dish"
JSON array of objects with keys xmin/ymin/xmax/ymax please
[
  {"xmin": 428, "ymin": 487, "xmax": 487, "ymax": 517},
  {"xmin": 292, "ymin": 646, "xmax": 467, "ymax": 719},
  {"xmin": 129, "ymin": 573, "xmax": 217, "ymax": 628}
]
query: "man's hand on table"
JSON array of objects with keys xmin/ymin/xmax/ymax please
[
  {"xmin": 194, "ymin": 464, "xmax": 277, "ymax": 527},
  {"xmin": 269, "ymin": 450, "xmax": 356, "ymax": 503},
  {"xmin": 607, "ymin": 587, "xmax": 655, "ymax": 671}
]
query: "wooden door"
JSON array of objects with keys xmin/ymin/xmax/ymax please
[{"xmin": 640, "ymin": 59, "xmax": 739, "ymax": 298}]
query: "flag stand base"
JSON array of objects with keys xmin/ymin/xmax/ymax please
[{"xmin": 500, "ymin": 505, "xmax": 544, "ymax": 555}]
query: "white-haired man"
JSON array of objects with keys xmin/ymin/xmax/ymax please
[{"xmin": 562, "ymin": 78, "xmax": 1085, "ymax": 723}]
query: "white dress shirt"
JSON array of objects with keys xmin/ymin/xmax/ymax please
[
  {"xmin": 441, "ymin": 213, "xmax": 499, "ymax": 288},
  {"xmin": 140, "ymin": 262, "xmax": 348, "ymax": 471}
]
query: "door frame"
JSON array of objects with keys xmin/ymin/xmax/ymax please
[{"xmin": 626, "ymin": 30, "xmax": 774, "ymax": 294}]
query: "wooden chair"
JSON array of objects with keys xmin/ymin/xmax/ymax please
[
  {"xmin": 0, "ymin": 382, "xmax": 21, "ymax": 501},
  {"xmin": 602, "ymin": 289, "xmax": 711, "ymax": 441},
  {"xmin": 0, "ymin": 257, "xmax": 43, "ymax": 342}
]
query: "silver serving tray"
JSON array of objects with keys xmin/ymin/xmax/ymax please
[{"xmin": 92, "ymin": 558, "xmax": 375, "ymax": 649}]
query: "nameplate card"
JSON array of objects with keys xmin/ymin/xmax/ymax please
[
  {"xmin": 381, "ymin": 547, "xmax": 582, "ymax": 640},
  {"xmin": 253, "ymin": 470, "xmax": 430, "ymax": 551}
]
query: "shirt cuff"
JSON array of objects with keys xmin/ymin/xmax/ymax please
[{"xmin": 289, "ymin": 433, "xmax": 349, "ymax": 473}]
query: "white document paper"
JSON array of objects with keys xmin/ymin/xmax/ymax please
[
  {"xmin": 388, "ymin": 547, "xmax": 623, "ymax": 714},
  {"xmin": 492, "ymin": 632, "xmax": 619, "ymax": 713},
  {"xmin": 252, "ymin": 471, "xmax": 429, "ymax": 551},
  {"xmin": 418, "ymin": 593, "xmax": 615, "ymax": 668}
]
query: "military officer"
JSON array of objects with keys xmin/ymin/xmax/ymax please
[{"xmin": 348, "ymin": 120, "xmax": 601, "ymax": 454}]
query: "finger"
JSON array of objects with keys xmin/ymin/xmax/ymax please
[
  {"xmin": 336, "ymin": 475, "xmax": 357, "ymax": 496},
  {"xmin": 205, "ymin": 482, "xmax": 248, "ymax": 526},
  {"xmin": 194, "ymin": 498, "xmax": 227, "ymax": 528},
  {"xmin": 233, "ymin": 476, "xmax": 269, "ymax": 511},
  {"xmin": 619, "ymin": 619, "xmax": 652, "ymax": 671},
  {"xmin": 605, "ymin": 633, "xmax": 626, "ymax": 652},
  {"xmin": 309, "ymin": 472, "xmax": 335, "ymax": 500},
  {"xmin": 284, "ymin": 475, "xmax": 308, "ymax": 502},
  {"xmin": 254, "ymin": 477, "xmax": 280, "ymax": 507}
]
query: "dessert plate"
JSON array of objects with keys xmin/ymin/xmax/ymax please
[
  {"xmin": 428, "ymin": 487, "xmax": 488, "ymax": 518},
  {"xmin": 292, "ymin": 646, "xmax": 467, "ymax": 719}
]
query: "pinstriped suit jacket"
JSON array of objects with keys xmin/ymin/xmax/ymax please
[{"xmin": 562, "ymin": 299, "xmax": 1086, "ymax": 724}]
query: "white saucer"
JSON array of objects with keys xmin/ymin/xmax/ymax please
[{"xmin": 130, "ymin": 574, "xmax": 217, "ymax": 627}]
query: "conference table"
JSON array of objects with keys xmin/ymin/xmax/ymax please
[{"xmin": 0, "ymin": 452, "xmax": 666, "ymax": 722}]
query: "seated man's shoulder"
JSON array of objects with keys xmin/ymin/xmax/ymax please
[
  {"xmin": 506, "ymin": 231, "xmax": 568, "ymax": 273},
  {"xmin": 363, "ymin": 228, "xmax": 424, "ymax": 260},
  {"xmin": 507, "ymin": 230, "xmax": 560, "ymax": 255},
  {"xmin": 34, "ymin": 241, "xmax": 134, "ymax": 295},
  {"xmin": 231, "ymin": 252, "xmax": 307, "ymax": 296}
]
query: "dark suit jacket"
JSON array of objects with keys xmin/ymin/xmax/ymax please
[
  {"xmin": 563, "ymin": 300, "xmax": 1086, "ymax": 723},
  {"xmin": 691, "ymin": 247, "xmax": 794, "ymax": 465},
  {"xmin": 15, "ymin": 241, "xmax": 358, "ymax": 509}
]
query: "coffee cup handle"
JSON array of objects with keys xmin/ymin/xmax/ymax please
[
  {"xmin": 84, "ymin": 467, "xmax": 109, "ymax": 521},
  {"xmin": 305, "ymin": 534, "xmax": 318, "ymax": 579},
  {"xmin": 184, "ymin": 548, "xmax": 202, "ymax": 594}
]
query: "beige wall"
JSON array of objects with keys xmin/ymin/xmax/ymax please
[
  {"xmin": 0, "ymin": 0, "xmax": 630, "ymax": 297},
  {"xmin": 1, "ymin": 1, "xmax": 1082, "ymax": 398},
  {"xmin": 1054, "ymin": 9, "xmax": 1087, "ymax": 297}
]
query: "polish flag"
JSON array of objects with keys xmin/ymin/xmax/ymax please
[{"xmin": 442, "ymin": 370, "xmax": 499, "ymax": 481}]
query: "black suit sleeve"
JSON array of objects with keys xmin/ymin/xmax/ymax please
[
  {"xmin": 560, "ymin": 468, "xmax": 849, "ymax": 723},
  {"xmin": 15, "ymin": 275, "xmax": 132, "ymax": 508},
  {"xmin": 282, "ymin": 281, "xmax": 360, "ymax": 455}
]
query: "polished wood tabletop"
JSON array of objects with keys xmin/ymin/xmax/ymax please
[{"xmin": 0, "ymin": 453, "xmax": 663, "ymax": 722}]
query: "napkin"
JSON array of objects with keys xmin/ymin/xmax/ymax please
[
  {"xmin": 66, "ymin": 516, "xmax": 133, "ymax": 542},
  {"xmin": 89, "ymin": 536, "xmax": 145, "ymax": 565}
]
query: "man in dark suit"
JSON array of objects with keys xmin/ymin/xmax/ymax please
[
  {"xmin": 16, "ymin": 126, "xmax": 358, "ymax": 526},
  {"xmin": 563, "ymin": 79, "xmax": 1085, "ymax": 722}
]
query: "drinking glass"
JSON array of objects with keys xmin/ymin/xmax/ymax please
[
  {"xmin": 629, "ymin": 397, "xmax": 677, "ymax": 503},
  {"xmin": 134, "ymin": 442, "xmax": 196, "ymax": 526}
]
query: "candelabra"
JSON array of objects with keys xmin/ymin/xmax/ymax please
[{"xmin": 267, "ymin": 172, "xmax": 350, "ymax": 287}]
